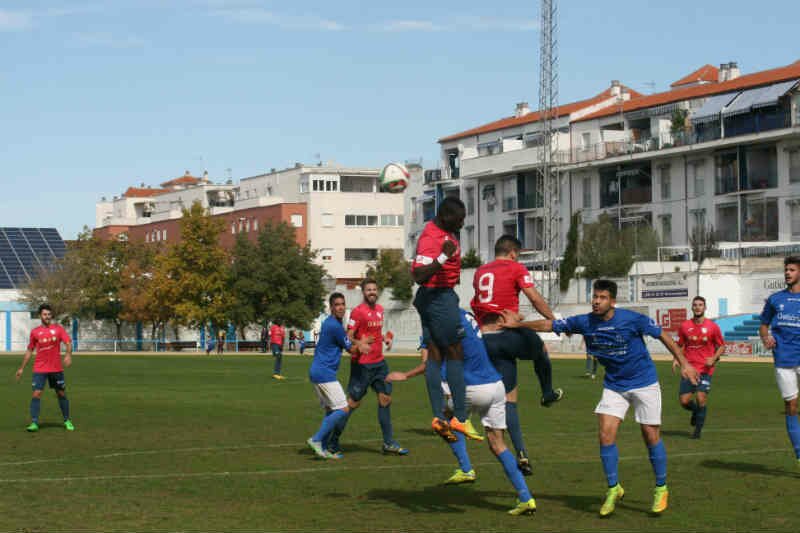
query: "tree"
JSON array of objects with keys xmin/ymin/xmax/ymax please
[
  {"xmin": 19, "ymin": 254, "xmax": 83, "ymax": 325},
  {"xmin": 461, "ymin": 248, "xmax": 482, "ymax": 269},
  {"xmin": 227, "ymin": 232, "xmax": 260, "ymax": 339},
  {"xmin": 690, "ymin": 224, "xmax": 719, "ymax": 263},
  {"xmin": 559, "ymin": 212, "xmax": 580, "ymax": 292},
  {"xmin": 119, "ymin": 243, "xmax": 177, "ymax": 340},
  {"xmin": 365, "ymin": 249, "xmax": 413, "ymax": 303},
  {"xmin": 579, "ymin": 214, "xmax": 660, "ymax": 278}
]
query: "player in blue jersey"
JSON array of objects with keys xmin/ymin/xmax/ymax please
[
  {"xmin": 306, "ymin": 293, "xmax": 373, "ymax": 459},
  {"xmin": 501, "ymin": 279, "xmax": 698, "ymax": 517},
  {"xmin": 387, "ymin": 309, "xmax": 537, "ymax": 516},
  {"xmin": 759, "ymin": 256, "xmax": 800, "ymax": 467}
]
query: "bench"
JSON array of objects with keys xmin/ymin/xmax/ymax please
[
  {"xmin": 165, "ymin": 341, "xmax": 198, "ymax": 352},
  {"xmin": 236, "ymin": 340, "xmax": 265, "ymax": 352}
]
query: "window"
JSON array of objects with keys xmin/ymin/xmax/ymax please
[
  {"xmin": 312, "ymin": 179, "xmax": 323, "ymax": 191},
  {"xmin": 660, "ymin": 214, "xmax": 672, "ymax": 246},
  {"xmin": 503, "ymin": 221, "xmax": 516, "ymax": 237},
  {"xmin": 231, "ymin": 223, "xmax": 236, "ymax": 234},
  {"xmin": 660, "ymin": 165, "xmax": 671, "ymax": 200},
  {"xmin": 291, "ymin": 214, "xmax": 303, "ymax": 228},
  {"xmin": 582, "ymin": 176, "xmax": 592, "ymax": 208},
  {"xmin": 690, "ymin": 161, "xmax": 705, "ymax": 197},
  {"xmin": 326, "ymin": 181, "xmax": 333, "ymax": 191},
  {"xmin": 145, "ymin": 233, "xmax": 149, "ymax": 242},
  {"xmin": 715, "ymin": 152, "xmax": 738, "ymax": 195},
  {"xmin": 466, "ymin": 187, "xmax": 475, "ymax": 215},
  {"xmin": 253, "ymin": 219, "xmax": 258, "ymax": 231},
  {"xmin": 581, "ymin": 132, "xmax": 591, "ymax": 149},
  {"xmin": 792, "ymin": 202, "xmax": 800, "ymax": 239},
  {"xmin": 465, "ymin": 226, "xmax": 474, "ymax": 251},
  {"xmin": 487, "ymin": 226, "xmax": 495, "ymax": 248},
  {"xmin": 299, "ymin": 180, "xmax": 309, "ymax": 193},
  {"xmin": 320, "ymin": 248, "xmax": 334, "ymax": 262},
  {"xmin": 345, "ymin": 248, "xmax": 378, "ymax": 261},
  {"xmin": 245, "ymin": 220, "xmax": 250, "ymax": 232},
  {"xmin": 267, "ymin": 186, "xmax": 273, "ymax": 196},
  {"xmin": 789, "ymin": 149, "xmax": 800, "ymax": 183},
  {"xmin": 692, "ymin": 209, "xmax": 706, "ymax": 232},
  {"xmin": 162, "ymin": 229, "xmax": 167, "ymax": 241},
  {"xmin": 381, "ymin": 214, "xmax": 402, "ymax": 226},
  {"xmin": 238, "ymin": 220, "xmax": 244, "ymax": 232},
  {"xmin": 368, "ymin": 215, "xmax": 378, "ymax": 226},
  {"xmin": 477, "ymin": 141, "xmax": 501, "ymax": 156},
  {"xmin": 346, "ymin": 214, "xmax": 380, "ymax": 227},
  {"xmin": 322, "ymin": 213, "xmax": 334, "ymax": 227}
]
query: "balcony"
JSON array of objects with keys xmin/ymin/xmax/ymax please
[
  {"xmin": 424, "ymin": 168, "xmax": 459, "ymax": 185},
  {"xmin": 461, "ymin": 145, "xmax": 548, "ymax": 178}
]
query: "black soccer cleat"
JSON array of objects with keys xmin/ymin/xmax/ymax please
[{"xmin": 517, "ymin": 451, "xmax": 533, "ymax": 476}]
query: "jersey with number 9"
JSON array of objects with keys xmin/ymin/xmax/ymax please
[{"xmin": 470, "ymin": 259, "xmax": 535, "ymax": 325}]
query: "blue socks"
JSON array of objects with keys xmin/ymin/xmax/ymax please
[
  {"xmin": 694, "ymin": 406, "xmax": 707, "ymax": 433},
  {"xmin": 505, "ymin": 402, "xmax": 526, "ymax": 456},
  {"xmin": 57, "ymin": 394, "xmax": 70, "ymax": 421},
  {"xmin": 648, "ymin": 440, "xmax": 668, "ymax": 486},
  {"xmin": 424, "ymin": 359, "xmax": 445, "ymax": 418},
  {"xmin": 378, "ymin": 405, "xmax": 393, "ymax": 445},
  {"xmin": 446, "ymin": 358, "xmax": 467, "ymax": 422},
  {"xmin": 600, "ymin": 444, "xmax": 619, "ymax": 487},
  {"xmin": 273, "ymin": 353, "xmax": 282, "ymax": 374},
  {"xmin": 498, "ymin": 449, "xmax": 533, "ymax": 501},
  {"xmin": 313, "ymin": 409, "xmax": 349, "ymax": 443},
  {"xmin": 30, "ymin": 397, "xmax": 41, "ymax": 423},
  {"xmin": 785, "ymin": 415, "xmax": 800, "ymax": 459},
  {"xmin": 324, "ymin": 410, "xmax": 350, "ymax": 451},
  {"xmin": 448, "ymin": 432, "xmax": 472, "ymax": 472}
]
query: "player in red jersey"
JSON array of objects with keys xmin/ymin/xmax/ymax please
[
  {"xmin": 411, "ymin": 196, "xmax": 468, "ymax": 441},
  {"xmin": 329, "ymin": 278, "xmax": 409, "ymax": 457},
  {"xmin": 471, "ymin": 235, "xmax": 563, "ymax": 475},
  {"xmin": 14, "ymin": 303, "xmax": 74, "ymax": 432},
  {"xmin": 674, "ymin": 296, "xmax": 725, "ymax": 439},
  {"xmin": 270, "ymin": 321, "xmax": 287, "ymax": 380}
]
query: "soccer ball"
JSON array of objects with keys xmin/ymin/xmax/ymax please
[{"xmin": 379, "ymin": 163, "xmax": 410, "ymax": 193}]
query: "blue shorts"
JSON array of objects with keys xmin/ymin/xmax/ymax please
[
  {"xmin": 483, "ymin": 328, "xmax": 545, "ymax": 362},
  {"xmin": 347, "ymin": 360, "xmax": 391, "ymax": 401},
  {"xmin": 413, "ymin": 286, "xmax": 465, "ymax": 350},
  {"xmin": 32, "ymin": 372, "xmax": 65, "ymax": 392},
  {"xmin": 679, "ymin": 373, "xmax": 712, "ymax": 395},
  {"xmin": 271, "ymin": 343, "xmax": 282, "ymax": 356}
]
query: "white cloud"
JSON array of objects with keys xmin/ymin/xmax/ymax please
[
  {"xmin": 374, "ymin": 16, "xmax": 539, "ymax": 33},
  {"xmin": 0, "ymin": 9, "xmax": 33, "ymax": 31},
  {"xmin": 210, "ymin": 8, "xmax": 346, "ymax": 32}
]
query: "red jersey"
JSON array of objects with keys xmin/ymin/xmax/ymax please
[
  {"xmin": 27, "ymin": 323, "xmax": 70, "ymax": 373},
  {"xmin": 347, "ymin": 302, "xmax": 385, "ymax": 364},
  {"xmin": 269, "ymin": 325, "xmax": 285, "ymax": 345},
  {"xmin": 470, "ymin": 259, "xmax": 534, "ymax": 325},
  {"xmin": 677, "ymin": 318, "xmax": 724, "ymax": 375},
  {"xmin": 412, "ymin": 221, "xmax": 461, "ymax": 288}
]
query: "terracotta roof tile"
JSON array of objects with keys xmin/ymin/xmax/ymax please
[
  {"xmin": 160, "ymin": 175, "xmax": 202, "ymax": 187},
  {"xmin": 123, "ymin": 187, "xmax": 169, "ymax": 198},
  {"xmin": 670, "ymin": 64, "xmax": 719, "ymax": 87},
  {"xmin": 438, "ymin": 85, "xmax": 643, "ymax": 143},
  {"xmin": 577, "ymin": 61, "xmax": 800, "ymax": 123}
]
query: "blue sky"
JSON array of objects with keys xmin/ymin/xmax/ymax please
[{"xmin": 1, "ymin": 0, "xmax": 798, "ymax": 238}]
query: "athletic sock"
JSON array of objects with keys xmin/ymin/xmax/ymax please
[
  {"xmin": 785, "ymin": 415, "xmax": 800, "ymax": 459},
  {"xmin": 424, "ymin": 359, "xmax": 445, "ymax": 419},
  {"xmin": 57, "ymin": 394, "xmax": 70, "ymax": 421},
  {"xmin": 498, "ymin": 449, "xmax": 533, "ymax": 502},
  {"xmin": 446, "ymin": 358, "xmax": 467, "ymax": 422},
  {"xmin": 599, "ymin": 443, "xmax": 619, "ymax": 487},
  {"xmin": 273, "ymin": 353, "xmax": 282, "ymax": 374},
  {"xmin": 447, "ymin": 432, "xmax": 472, "ymax": 472},
  {"xmin": 648, "ymin": 440, "xmax": 668, "ymax": 486},
  {"xmin": 505, "ymin": 402, "xmax": 526, "ymax": 456},
  {"xmin": 532, "ymin": 353, "xmax": 553, "ymax": 395},
  {"xmin": 694, "ymin": 405, "xmax": 707, "ymax": 434},
  {"xmin": 326, "ymin": 410, "xmax": 350, "ymax": 451},
  {"xmin": 378, "ymin": 404, "xmax": 393, "ymax": 445},
  {"xmin": 30, "ymin": 397, "xmax": 41, "ymax": 424},
  {"xmin": 682, "ymin": 400, "xmax": 697, "ymax": 412},
  {"xmin": 312, "ymin": 409, "xmax": 348, "ymax": 443}
]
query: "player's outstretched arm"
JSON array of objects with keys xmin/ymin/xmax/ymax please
[
  {"xmin": 521, "ymin": 286, "xmax": 556, "ymax": 321},
  {"xmin": 660, "ymin": 331, "xmax": 698, "ymax": 385},
  {"xmin": 499, "ymin": 309, "xmax": 554, "ymax": 332},
  {"xmin": 386, "ymin": 348, "xmax": 427, "ymax": 383}
]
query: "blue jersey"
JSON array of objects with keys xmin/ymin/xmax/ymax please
[
  {"xmin": 441, "ymin": 310, "xmax": 502, "ymax": 386},
  {"xmin": 309, "ymin": 315, "xmax": 352, "ymax": 383},
  {"xmin": 760, "ymin": 289, "xmax": 800, "ymax": 368},
  {"xmin": 553, "ymin": 308, "xmax": 662, "ymax": 392}
]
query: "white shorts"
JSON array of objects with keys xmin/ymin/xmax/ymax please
[
  {"xmin": 312, "ymin": 381, "xmax": 348, "ymax": 411},
  {"xmin": 775, "ymin": 367, "xmax": 800, "ymax": 401},
  {"xmin": 594, "ymin": 382, "xmax": 662, "ymax": 425},
  {"xmin": 441, "ymin": 380, "xmax": 507, "ymax": 429}
]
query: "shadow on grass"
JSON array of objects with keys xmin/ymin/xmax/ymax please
[
  {"xmin": 660, "ymin": 429, "xmax": 692, "ymax": 438},
  {"xmin": 365, "ymin": 485, "xmax": 509, "ymax": 513},
  {"xmin": 700, "ymin": 459, "xmax": 800, "ymax": 478}
]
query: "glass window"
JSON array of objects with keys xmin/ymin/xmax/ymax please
[
  {"xmin": 356, "ymin": 215, "xmax": 367, "ymax": 226},
  {"xmin": 291, "ymin": 214, "xmax": 303, "ymax": 228},
  {"xmin": 345, "ymin": 214, "xmax": 356, "ymax": 226},
  {"xmin": 660, "ymin": 215, "xmax": 672, "ymax": 246},
  {"xmin": 231, "ymin": 223, "xmax": 236, "ymax": 234},
  {"xmin": 487, "ymin": 226, "xmax": 495, "ymax": 248},
  {"xmin": 789, "ymin": 150, "xmax": 800, "ymax": 183},
  {"xmin": 582, "ymin": 176, "xmax": 592, "ymax": 208},
  {"xmin": 466, "ymin": 187, "xmax": 475, "ymax": 215},
  {"xmin": 380, "ymin": 215, "xmax": 393, "ymax": 226},
  {"xmin": 691, "ymin": 162, "xmax": 705, "ymax": 197},
  {"xmin": 715, "ymin": 152, "xmax": 738, "ymax": 195},
  {"xmin": 397, "ymin": 214, "xmax": 404, "ymax": 226},
  {"xmin": 322, "ymin": 213, "xmax": 334, "ymax": 227},
  {"xmin": 345, "ymin": 248, "xmax": 378, "ymax": 261},
  {"xmin": 660, "ymin": 166, "xmax": 671, "ymax": 200},
  {"xmin": 320, "ymin": 248, "xmax": 334, "ymax": 261},
  {"xmin": 367, "ymin": 215, "xmax": 377, "ymax": 226},
  {"xmin": 253, "ymin": 219, "xmax": 259, "ymax": 231},
  {"xmin": 162, "ymin": 229, "xmax": 167, "ymax": 241},
  {"xmin": 792, "ymin": 202, "xmax": 800, "ymax": 239}
]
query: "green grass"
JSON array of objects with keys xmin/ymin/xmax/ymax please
[{"xmin": 0, "ymin": 353, "xmax": 797, "ymax": 532}]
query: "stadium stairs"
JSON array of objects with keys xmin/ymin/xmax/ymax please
[{"xmin": 715, "ymin": 314, "xmax": 762, "ymax": 341}]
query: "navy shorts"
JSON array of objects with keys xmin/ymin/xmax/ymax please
[
  {"xmin": 32, "ymin": 372, "xmax": 65, "ymax": 392},
  {"xmin": 347, "ymin": 360, "xmax": 392, "ymax": 401},
  {"xmin": 271, "ymin": 343, "xmax": 282, "ymax": 356},
  {"xmin": 413, "ymin": 286, "xmax": 465, "ymax": 350},
  {"xmin": 483, "ymin": 328, "xmax": 545, "ymax": 362},
  {"xmin": 679, "ymin": 373, "xmax": 712, "ymax": 395}
]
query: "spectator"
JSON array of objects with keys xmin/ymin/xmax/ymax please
[
  {"xmin": 260, "ymin": 326, "xmax": 268, "ymax": 353},
  {"xmin": 217, "ymin": 329, "xmax": 225, "ymax": 355}
]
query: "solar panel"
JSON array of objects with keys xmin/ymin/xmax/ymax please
[{"xmin": 0, "ymin": 228, "xmax": 66, "ymax": 289}]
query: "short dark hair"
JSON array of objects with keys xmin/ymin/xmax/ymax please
[
  {"xmin": 329, "ymin": 292, "xmax": 345, "ymax": 307},
  {"xmin": 495, "ymin": 234, "xmax": 522, "ymax": 256},
  {"xmin": 592, "ymin": 279, "xmax": 618, "ymax": 299},
  {"xmin": 437, "ymin": 196, "xmax": 465, "ymax": 218},
  {"xmin": 692, "ymin": 296, "xmax": 706, "ymax": 304},
  {"xmin": 361, "ymin": 278, "xmax": 378, "ymax": 290},
  {"xmin": 38, "ymin": 303, "xmax": 52, "ymax": 314},
  {"xmin": 785, "ymin": 256, "xmax": 800, "ymax": 268}
]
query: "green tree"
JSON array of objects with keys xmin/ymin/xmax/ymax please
[
  {"xmin": 461, "ymin": 248, "xmax": 482, "ymax": 269},
  {"xmin": 227, "ymin": 233, "xmax": 260, "ymax": 339},
  {"xmin": 119, "ymin": 243, "xmax": 176, "ymax": 340},
  {"xmin": 559, "ymin": 212, "xmax": 580, "ymax": 292},
  {"xmin": 365, "ymin": 249, "xmax": 413, "ymax": 303},
  {"xmin": 579, "ymin": 214, "xmax": 660, "ymax": 278}
]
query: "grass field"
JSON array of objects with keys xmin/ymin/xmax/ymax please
[{"xmin": 0, "ymin": 353, "xmax": 797, "ymax": 532}]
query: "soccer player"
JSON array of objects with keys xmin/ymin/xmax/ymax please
[
  {"xmin": 388, "ymin": 309, "xmax": 537, "ymax": 516},
  {"xmin": 14, "ymin": 303, "xmax": 75, "ymax": 432},
  {"xmin": 411, "ymin": 196, "xmax": 468, "ymax": 440},
  {"xmin": 501, "ymin": 279, "xmax": 698, "ymax": 517},
  {"xmin": 471, "ymin": 234, "xmax": 564, "ymax": 475},
  {"xmin": 307, "ymin": 293, "xmax": 373, "ymax": 459},
  {"xmin": 675, "ymin": 296, "xmax": 725, "ymax": 439},
  {"xmin": 343, "ymin": 278, "xmax": 408, "ymax": 455},
  {"xmin": 759, "ymin": 256, "xmax": 800, "ymax": 466},
  {"xmin": 270, "ymin": 320, "xmax": 286, "ymax": 380}
]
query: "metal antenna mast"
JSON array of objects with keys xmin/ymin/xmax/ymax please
[{"xmin": 536, "ymin": 0, "xmax": 561, "ymax": 306}]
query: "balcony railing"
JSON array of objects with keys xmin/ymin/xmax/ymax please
[{"xmin": 424, "ymin": 168, "xmax": 459, "ymax": 184}]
